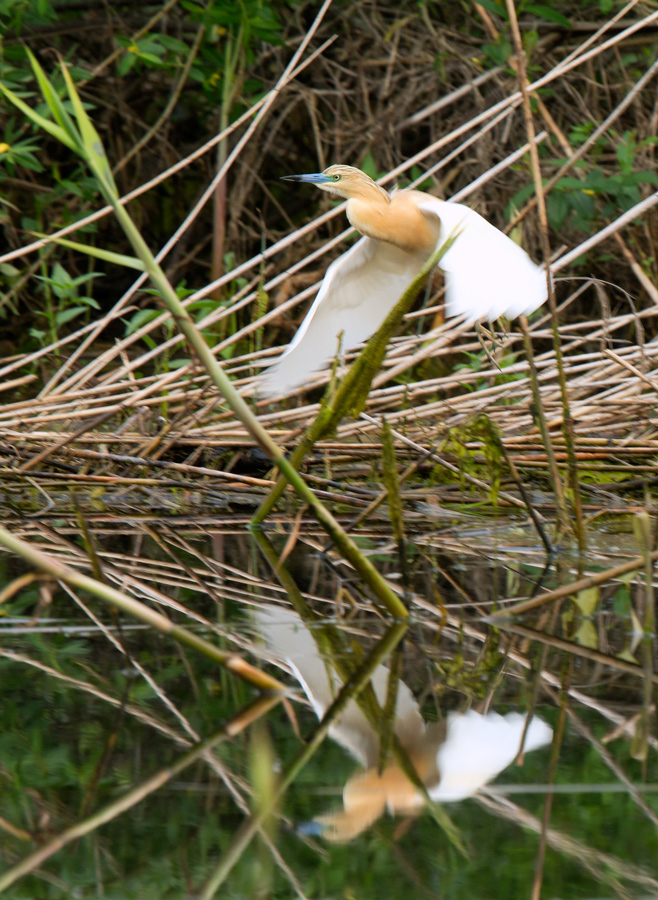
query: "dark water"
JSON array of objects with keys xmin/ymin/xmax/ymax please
[{"xmin": 1, "ymin": 521, "xmax": 656, "ymax": 899}]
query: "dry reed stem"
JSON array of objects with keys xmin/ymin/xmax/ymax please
[{"xmin": 489, "ymin": 548, "xmax": 658, "ymax": 621}]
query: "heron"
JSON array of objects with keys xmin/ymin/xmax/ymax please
[
  {"xmin": 253, "ymin": 605, "xmax": 552, "ymax": 841},
  {"xmin": 261, "ymin": 165, "xmax": 548, "ymax": 397}
]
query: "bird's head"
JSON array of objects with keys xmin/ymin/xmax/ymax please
[{"xmin": 281, "ymin": 165, "xmax": 388, "ymax": 202}]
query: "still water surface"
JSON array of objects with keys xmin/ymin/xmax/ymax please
[{"xmin": 1, "ymin": 522, "xmax": 656, "ymax": 899}]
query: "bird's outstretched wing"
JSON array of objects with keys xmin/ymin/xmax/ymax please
[
  {"xmin": 418, "ymin": 198, "xmax": 548, "ymax": 322},
  {"xmin": 251, "ymin": 604, "xmax": 425, "ymax": 768},
  {"xmin": 260, "ymin": 236, "xmax": 427, "ymax": 397},
  {"xmin": 431, "ymin": 710, "xmax": 553, "ymax": 802}
]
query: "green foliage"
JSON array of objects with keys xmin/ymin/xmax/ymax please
[
  {"xmin": 180, "ymin": 0, "xmax": 283, "ymax": 113},
  {"xmin": 0, "ymin": 0, "xmax": 289, "ymax": 358},
  {"xmin": 0, "ymin": 43, "xmax": 112, "ymax": 349},
  {"xmin": 31, "ymin": 261, "xmax": 101, "ymax": 342},
  {"xmin": 435, "ymin": 629, "xmax": 503, "ymax": 698},
  {"xmin": 479, "ymin": 0, "xmax": 572, "ymax": 66},
  {"xmin": 380, "ymin": 418, "xmax": 405, "ymax": 546},
  {"xmin": 184, "ymin": 0, "xmax": 283, "ymax": 50},
  {"xmin": 454, "ymin": 347, "xmax": 524, "ymax": 393},
  {"xmin": 0, "ymin": 121, "xmax": 43, "ymax": 174},
  {"xmin": 510, "ymin": 127, "xmax": 658, "ymax": 235},
  {"xmin": 123, "ymin": 280, "xmax": 197, "ymax": 370},
  {"xmin": 474, "ymin": 0, "xmax": 506, "ymax": 18},
  {"xmin": 359, "ymin": 150, "xmax": 385, "ymax": 183},
  {"xmin": 0, "ymin": 0, "xmax": 56, "ymax": 33},
  {"xmin": 115, "ymin": 34, "xmax": 191, "ymax": 77},
  {"xmin": 482, "ymin": 37, "xmax": 513, "ymax": 68},
  {"xmin": 548, "ymin": 164, "xmax": 658, "ymax": 232},
  {"xmin": 524, "ymin": 3, "xmax": 571, "ymax": 27},
  {"xmin": 474, "ymin": 0, "xmax": 574, "ymax": 31},
  {"xmin": 434, "ymin": 416, "xmax": 503, "ymax": 504},
  {"xmin": 122, "ymin": 257, "xmax": 250, "ymax": 373}
]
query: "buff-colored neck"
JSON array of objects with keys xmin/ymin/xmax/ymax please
[{"xmin": 344, "ymin": 186, "xmax": 437, "ymax": 254}]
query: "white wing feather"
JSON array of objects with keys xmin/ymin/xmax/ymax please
[
  {"xmin": 260, "ymin": 236, "xmax": 427, "ymax": 397},
  {"xmin": 431, "ymin": 710, "xmax": 553, "ymax": 802},
  {"xmin": 252, "ymin": 604, "xmax": 426, "ymax": 768},
  {"xmin": 418, "ymin": 198, "xmax": 548, "ymax": 322}
]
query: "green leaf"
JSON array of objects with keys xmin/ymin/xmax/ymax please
[
  {"xmin": 525, "ymin": 4, "xmax": 571, "ymax": 28},
  {"xmin": 477, "ymin": 0, "xmax": 505, "ymax": 15},
  {"xmin": 616, "ymin": 136, "xmax": 636, "ymax": 175},
  {"xmin": 360, "ymin": 151, "xmax": 382, "ymax": 182},
  {"xmin": 546, "ymin": 192, "xmax": 569, "ymax": 230},
  {"xmin": 25, "ymin": 48, "xmax": 79, "ymax": 146},
  {"xmin": 0, "ymin": 262, "xmax": 20, "ymax": 280},
  {"xmin": 123, "ymin": 308, "xmax": 167, "ymax": 336},
  {"xmin": 509, "ymin": 182, "xmax": 536, "ymax": 211},
  {"xmin": 75, "ymin": 296, "xmax": 101, "ymax": 309},
  {"xmin": 30, "ymin": 231, "xmax": 144, "ymax": 270},
  {"xmin": 482, "ymin": 39, "xmax": 512, "ymax": 66},
  {"xmin": 156, "ymin": 34, "xmax": 189, "ymax": 54},
  {"xmin": 573, "ymin": 619, "xmax": 598, "ymax": 649},
  {"xmin": 55, "ymin": 306, "xmax": 88, "ymax": 326},
  {"xmin": 35, "ymin": 262, "xmax": 73, "ymax": 299},
  {"xmin": 117, "ymin": 53, "xmax": 136, "ymax": 78},
  {"xmin": 71, "ymin": 272, "xmax": 103, "ymax": 287},
  {"xmin": 0, "ymin": 80, "xmax": 78, "ymax": 152},
  {"xmin": 165, "ymin": 357, "xmax": 193, "ymax": 369},
  {"xmin": 612, "ymin": 586, "xmax": 631, "ymax": 616},
  {"xmin": 574, "ymin": 586, "xmax": 599, "ymax": 616},
  {"xmin": 60, "ymin": 61, "xmax": 118, "ymax": 199},
  {"xmin": 619, "ymin": 170, "xmax": 658, "ymax": 187},
  {"xmin": 134, "ymin": 51, "xmax": 166, "ymax": 66}
]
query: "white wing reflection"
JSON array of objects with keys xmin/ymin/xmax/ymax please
[{"xmin": 253, "ymin": 605, "xmax": 552, "ymax": 841}]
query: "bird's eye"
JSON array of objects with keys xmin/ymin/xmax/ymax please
[{"xmin": 332, "ymin": 174, "xmax": 341, "ymax": 182}]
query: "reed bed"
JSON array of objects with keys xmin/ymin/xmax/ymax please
[
  {"xmin": 1, "ymin": 2, "xmax": 657, "ymax": 529},
  {"xmin": 2, "ymin": 294, "xmax": 658, "ymax": 531}
]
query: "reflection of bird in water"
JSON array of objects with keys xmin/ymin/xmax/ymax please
[
  {"xmin": 262, "ymin": 165, "xmax": 548, "ymax": 396},
  {"xmin": 252, "ymin": 605, "xmax": 552, "ymax": 841}
]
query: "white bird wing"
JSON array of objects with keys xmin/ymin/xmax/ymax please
[
  {"xmin": 431, "ymin": 710, "xmax": 552, "ymax": 802},
  {"xmin": 418, "ymin": 198, "xmax": 548, "ymax": 322},
  {"xmin": 260, "ymin": 236, "xmax": 426, "ymax": 397},
  {"xmin": 251, "ymin": 605, "xmax": 425, "ymax": 767}
]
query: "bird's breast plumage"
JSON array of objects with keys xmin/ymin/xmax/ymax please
[{"xmin": 346, "ymin": 191, "xmax": 439, "ymax": 256}]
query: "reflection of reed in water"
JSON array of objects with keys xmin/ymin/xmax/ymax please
[{"xmin": 253, "ymin": 605, "xmax": 552, "ymax": 841}]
